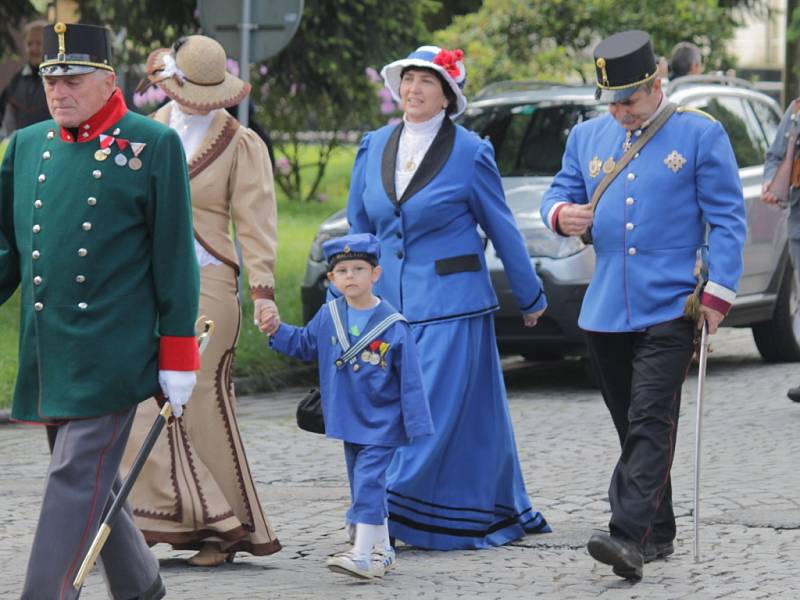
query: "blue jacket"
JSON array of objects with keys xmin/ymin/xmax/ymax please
[
  {"xmin": 347, "ymin": 119, "xmax": 546, "ymax": 324},
  {"xmin": 269, "ymin": 297, "xmax": 433, "ymax": 446},
  {"xmin": 540, "ymin": 106, "xmax": 746, "ymax": 332}
]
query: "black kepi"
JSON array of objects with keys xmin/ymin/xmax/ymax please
[
  {"xmin": 40, "ymin": 22, "xmax": 114, "ymax": 77},
  {"xmin": 593, "ymin": 30, "xmax": 656, "ymax": 103}
]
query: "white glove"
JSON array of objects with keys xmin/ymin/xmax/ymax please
[{"xmin": 158, "ymin": 370, "xmax": 197, "ymax": 418}]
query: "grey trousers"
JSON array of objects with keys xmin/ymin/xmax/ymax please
[{"xmin": 21, "ymin": 406, "xmax": 160, "ymax": 600}]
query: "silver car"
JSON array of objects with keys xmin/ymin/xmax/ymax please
[{"xmin": 301, "ymin": 76, "xmax": 799, "ymax": 362}]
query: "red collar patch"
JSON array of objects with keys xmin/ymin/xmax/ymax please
[{"xmin": 59, "ymin": 88, "xmax": 128, "ymax": 143}]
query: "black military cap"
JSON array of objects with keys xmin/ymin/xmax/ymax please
[
  {"xmin": 40, "ymin": 22, "xmax": 114, "ymax": 77},
  {"xmin": 593, "ymin": 30, "xmax": 657, "ymax": 103}
]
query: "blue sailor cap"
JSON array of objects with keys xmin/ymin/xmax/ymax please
[{"xmin": 323, "ymin": 233, "xmax": 381, "ymax": 269}]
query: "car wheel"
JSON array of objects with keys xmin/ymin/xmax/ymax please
[
  {"xmin": 520, "ymin": 350, "xmax": 563, "ymax": 361},
  {"xmin": 752, "ymin": 261, "xmax": 800, "ymax": 362}
]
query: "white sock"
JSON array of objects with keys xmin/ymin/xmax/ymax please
[
  {"xmin": 352, "ymin": 523, "xmax": 383, "ymax": 561},
  {"xmin": 382, "ymin": 518, "xmax": 392, "ymax": 552}
]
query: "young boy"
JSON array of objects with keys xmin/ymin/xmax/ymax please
[{"xmin": 261, "ymin": 233, "xmax": 433, "ymax": 580}]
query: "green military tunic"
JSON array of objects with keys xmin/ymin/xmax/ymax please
[{"xmin": 0, "ymin": 89, "xmax": 199, "ymax": 422}]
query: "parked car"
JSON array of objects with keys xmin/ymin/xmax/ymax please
[{"xmin": 301, "ymin": 75, "xmax": 800, "ymax": 362}]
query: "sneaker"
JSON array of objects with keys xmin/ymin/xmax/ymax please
[
  {"xmin": 372, "ymin": 547, "xmax": 396, "ymax": 573},
  {"xmin": 326, "ymin": 551, "xmax": 385, "ymax": 580}
]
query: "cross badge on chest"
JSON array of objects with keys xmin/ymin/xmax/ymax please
[{"xmin": 664, "ymin": 150, "xmax": 687, "ymax": 173}]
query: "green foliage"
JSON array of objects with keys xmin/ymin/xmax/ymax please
[
  {"xmin": 75, "ymin": 0, "xmax": 198, "ymax": 64},
  {"xmin": 254, "ymin": 0, "xmax": 438, "ymax": 201},
  {"xmin": 436, "ymin": 0, "xmax": 742, "ymax": 93},
  {"xmin": 0, "ymin": 0, "xmax": 37, "ymax": 59}
]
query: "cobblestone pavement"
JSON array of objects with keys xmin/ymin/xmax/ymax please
[{"xmin": 1, "ymin": 327, "xmax": 798, "ymax": 599}]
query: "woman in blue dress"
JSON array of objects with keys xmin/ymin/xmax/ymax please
[{"xmin": 346, "ymin": 45, "xmax": 551, "ymax": 550}]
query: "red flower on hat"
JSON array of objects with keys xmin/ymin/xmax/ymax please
[{"xmin": 433, "ymin": 48, "xmax": 464, "ymax": 80}]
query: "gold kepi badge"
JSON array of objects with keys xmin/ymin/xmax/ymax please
[
  {"xmin": 94, "ymin": 150, "xmax": 108, "ymax": 161},
  {"xmin": 602, "ymin": 157, "xmax": 616, "ymax": 174},
  {"xmin": 589, "ymin": 156, "xmax": 602, "ymax": 178},
  {"xmin": 664, "ymin": 150, "xmax": 687, "ymax": 173}
]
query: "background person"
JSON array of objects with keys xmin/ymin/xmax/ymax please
[
  {"xmin": 121, "ymin": 34, "xmax": 281, "ymax": 567},
  {"xmin": 0, "ymin": 20, "xmax": 51, "ymax": 138},
  {"xmin": 541, "ymin": 30, "xmax": 746, "ymax": 581},
  {"xmin": 669, "ymin": 41, "xmax": 703, "ymax": 80},
  {"xmin": 346, "ymin": 45, "xmax": 550, "ymax": 550},
  {"xmin": 761, "ymin": 98, "xmax": 800, "ymax": 402},
  {"xmin": 0, "ymin": 22, "xmax": 199, "ymax": 599}
]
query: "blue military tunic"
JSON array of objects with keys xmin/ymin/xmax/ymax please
[
  {"xmin": 540, "ymin": 103, "xmax": 746, "ymax": 331},
  {"xmin": 269, "ymin": 296, "xmax": 433, "ymax": 446}
]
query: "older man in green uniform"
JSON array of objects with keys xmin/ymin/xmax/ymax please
[{"xmin": 0, "ymin": 23, "xmax": 199, "ymax": 599}]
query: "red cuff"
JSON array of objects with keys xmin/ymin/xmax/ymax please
[
  {"xmin": 700, "ymin": 291, "xmax": 732, "ymax": 316},
  {"xmin": 159, "ymin": 336, "xmax": 200, "ymax": 371},
  {"xmin": 551, "ymin": 204, "xmax": 568, "ymax": 237}
]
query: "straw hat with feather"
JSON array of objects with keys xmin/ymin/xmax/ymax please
[{"xmin": 138, "ymin": 35, "xmax": 250, "ymax": 111}]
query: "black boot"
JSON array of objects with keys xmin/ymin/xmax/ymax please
[
  {"xmin": 643, "ymin": 539, "xmax": 675, "ymax": 563},
  {"xmin": 587, "ymin": 533, "xmax": 643, "ymax": 581}
]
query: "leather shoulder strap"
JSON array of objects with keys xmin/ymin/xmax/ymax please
[{"xmin": 588, "ymin": 102, "xmax": 678, "ymax": 214}]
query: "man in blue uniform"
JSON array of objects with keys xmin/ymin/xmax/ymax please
[
  {"xmin": 540, "ymin": 30, "xmax": 746, "ymax": 580},
  {"xmin": 263, "ymin": 233, "xmax": 433, "ymax": 579}
]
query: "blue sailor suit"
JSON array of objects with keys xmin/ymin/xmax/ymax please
[
  {"xmin": 270, "ymin": 297, "xmax": 432, "ymax": 523},
  {"xmin": 345, "ymin": 117, "xmax": 551, "ymax": 549},
  {"xmin": 540, "ymin": 101, "xmax": 746, "ymax": 547}
]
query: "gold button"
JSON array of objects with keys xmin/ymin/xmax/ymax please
[
  {"xmin": 38, "ymin": 174, "xmax": 46, "ymax": 183},
  {"xmin": 92, "ymin": 170, "xmax": 102, "ymax": 179},
  {"xmin": 34, "ymin": 199, "xmax": 43, "ymax": 208},
  {"xmin": 32, "ymin": 250, "xmax": 40, "ymax": 260},
  {"xmin": 82, "ymin": 222, "xmax": 92, "ymax": 231},
  {"xmin": 78, "ymin": 248, "xmax": 88, "ymax": 257},
  {"xmin": 76, "ymin": 275, "xmax": 86, "ymax": 283},
  {"xmin": 87, "ymin": 197, "xmax": 97, "ymax": 206},
  {"xmin": 83, "ymin": 124, "xmax": 90, "ymax": 130},
  {"xmin": 42, "ymin": 151, "xmax": 51, "ymax": 160},
  {"xmin": 34, "ymin": 302, "xmax": 44, "ymax": 311},
  {"xmin": 32, "ymin": 224, "xmax": 41, "ymax": 233},
  {"xmin": 78, "ymin": 302, "xmax": 88, "ymax": 309},
  {"xmin": 33, "ymin": 276, "xmax": 42, "ymax": 285}
]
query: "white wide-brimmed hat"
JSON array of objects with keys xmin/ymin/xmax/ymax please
[
  {"xmin": 137, "ymin": 35, "xmax": 250, "ymax": 111},
  {"xmin": 380, "ymin": 45, "xmax": 467, "ymax": 118}
]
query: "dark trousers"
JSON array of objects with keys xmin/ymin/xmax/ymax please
[{"xmin": 586, "ymin": 318, "xmax": 695, "ymax": 546}]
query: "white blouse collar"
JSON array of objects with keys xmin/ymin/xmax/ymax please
[{"xmin": 403, "ymin": 110, "xmax": 446, "ymax": 136}]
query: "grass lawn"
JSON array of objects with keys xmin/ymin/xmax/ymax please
[{"xmin": 0, "ymin": 143, "xmax": 356, "ymax": 410}]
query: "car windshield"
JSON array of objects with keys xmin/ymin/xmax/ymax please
[{"xmin": 459, "ymin": 101, "xmax": 608, "ymax": 177}]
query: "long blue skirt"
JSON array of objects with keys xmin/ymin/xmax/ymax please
[{"xmin": 386, "ymin": 314, "xmax": 550, "ymax": 550}]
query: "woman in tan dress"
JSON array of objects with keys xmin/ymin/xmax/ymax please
[{"xmin": 121, "ymin": 35, "xmax": 281, "ymax": 567}]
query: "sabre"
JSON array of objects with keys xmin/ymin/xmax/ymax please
[
  {"xmin": 693, "ymin": 321, "xmax": 709, "ymax": 563},
  {"xmin": 73, "ymin": 318, "xmax": 215, "ymax": 591}
]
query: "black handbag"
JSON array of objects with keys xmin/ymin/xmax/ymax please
[{"xmin": 296, "ymin": 388, "xmax": 325, "ymax": 434}]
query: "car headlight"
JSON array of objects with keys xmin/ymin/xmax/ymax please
[
  {"xmin": 516, "ymin": 211, "xmax": 586, "ymax": 258},
  {"xmin": 309, "ymin": 216, "xmax": 349, "ymax": 262}
]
